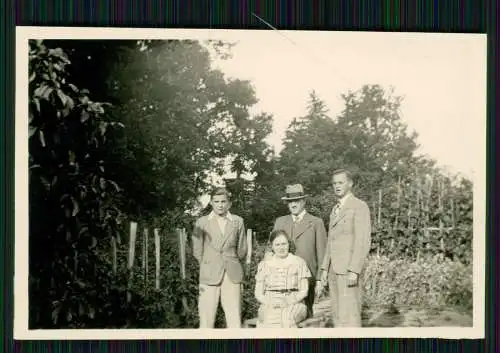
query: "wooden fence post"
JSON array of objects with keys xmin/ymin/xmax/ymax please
[
  {"xmin": 416, "ymin": 176, "xmax": 421, "ymax": 211},
  {"xmin": 111, "ymin": 236, "xmax": 117, "ymax": 275},
  {"xmin": 407, "ymin": 204, "xmax": 412, "ymax": 232},
  {"xmin": 408, "ymin": 181, "xmax": 413, "ymax": 232},
  {"xmin": 178, "ymin": 228, "xmax": 187, "ymax": 279},
  {"xmin": 246, "ymin": 229, "xmax": 253, "ymax": 265},
  {"xmin": 437, "ymin": 176, "xmax": 443, "ymax": 211},
  {"xmin": 377, "ymin": 189, "xmax": 382, "ymax": 226},
  {"xmin": 450, "ymin": 198, "xmax": 456, "ymax": 229},
  {"xmin": 372, "ymin": 202, "xmax": 377, "ymax": 226},
  {"xmin": 426, "ymin": 174, "xmax": 434, "ymax": 224},
  {"xmin": 394, "ymin": 176, "xmax": 401, "ymax": 230},
  {"xmin": 127, "ymin": 221, "xmax": 138, "ymax": 303},
  {"xmin": 154, "ymin": 228, "xmax": 161, "ymax": 290},
  {"xmin": 177, "ymin": 228, "xmax": 188, "ymax": 312},
  {"xmin": 143, "ymin": 228, "xmax": 149, "ymax": 293}
]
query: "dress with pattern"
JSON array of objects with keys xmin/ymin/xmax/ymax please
[{"xmin": 255, "ymin": 253, "xmax": 312, "ymax": 328}]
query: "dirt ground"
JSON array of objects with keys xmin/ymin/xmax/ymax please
[{"xmin": 312, "ymin": 299, "xmax": 473, "ymax": 327}]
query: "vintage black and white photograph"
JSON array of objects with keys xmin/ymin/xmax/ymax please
[{"xmin": 15, "ymin": 27, "xmax": 486, "ymax": 339}]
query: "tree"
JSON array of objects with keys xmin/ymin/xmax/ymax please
[
  {"xmin": 335, "ymin": 84, "xmax": 420, "ymax": 198},
  {"xmin": 275, "ymin": 86, "xmax": 423, "ymax": 219},
  {"xmin": 278, "ymin": 91, "xmax": 338, "ymax": 196},
  {"xmin": 28, "ymin": 40, "xmax": 124, "ymax": 328},
  {"xmin": 47, "ymin": 40, "xmax": 272, "ymax": 226}
]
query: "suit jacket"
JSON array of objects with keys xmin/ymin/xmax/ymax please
[
  {"xmin": 191, "ymin": 211, "xmax": 248, "ymax": 285},
  {"xmin": 272, "ymin": 212, "xmax": 327, "ymax": 278},
  {"xmin": 321, "ymin": 194, "xmax": 372, "ymax": 275}
]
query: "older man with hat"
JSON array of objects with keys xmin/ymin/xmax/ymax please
[{"xmin": 269, "ymin": 184, "xmax": 328, "ymax": 318}]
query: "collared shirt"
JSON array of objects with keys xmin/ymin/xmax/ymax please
[
  {"xmin": 208, "ymin": 210, "xmax": 233, "ymax": 234},
  {"xmin": 337, "ymin": 192, "xmax": 352, "ymax": 209},
  {"xmin": 292, "ymin": 209, "xmax": 306, "ymax": 223},
  {"xmin": 332, "ymin": 192, "xmax": 353, "ymax": 217}
]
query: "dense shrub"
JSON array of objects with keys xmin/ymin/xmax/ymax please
[{"xmin": 363, "ymin": 254, "xmax": 473, "ymax": 311}]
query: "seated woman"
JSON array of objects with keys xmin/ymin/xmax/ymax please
[{"xmin": 254, "ymin": 229, "xmax": 312, "ymax": 328}]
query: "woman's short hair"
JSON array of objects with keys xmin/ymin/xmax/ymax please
[{"xmin": 268, "ymin": 229, "xmax": 295, "ymax": 254}]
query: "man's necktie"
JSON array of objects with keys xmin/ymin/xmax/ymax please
[{"xmin": 332, "ymin": 202, "xmax": 341, "ymax": 217}]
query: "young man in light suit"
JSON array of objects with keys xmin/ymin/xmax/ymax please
[
  {"xmin": 191, "ymin": 187, "xmax": 248, "ymax": 328},
  {"xmin": 317, "ymin": 169, "xmax": 372, "ymax": 327},
  {"xmin": 270, "ymin": 184, "xmax": 328, "ymax": 319}
]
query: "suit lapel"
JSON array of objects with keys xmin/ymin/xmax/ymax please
[
  {"xmin": 220, "ymin": 217, "xmax": 236, "ymax": 247},
  {"xmin": 330, "ymin": 195, "xmax": 356, "ymax": 228},
  {"xmin": 293, "ymin": 213, "xmax": 313, "ymax": 240},
  {"xmin": 208, "ymin": 216, "xmax": 224, "ymax": 249},
  {"xmin": 329, "ymin": 209, "xmax": 344, "ymax": 228},
  {"xmin": 283, "ymin": 215, "xmax": 294, "ymax": 241}
]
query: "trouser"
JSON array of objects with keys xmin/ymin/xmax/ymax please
[
  {"xmin": 304, "ymin": 277, "xmax": 316, "ymax": 318},
  {"xmin": 328, "ymin": 272, "xmax": 363, "ymax": 327},
  {"xmin": 198, "ymin": 272, "xmax": 242, "ymax": 328}
]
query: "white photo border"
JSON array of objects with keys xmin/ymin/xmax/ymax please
[{"xmin": 14, "ymin": 26, "xmax": 487, "ymax": 340}]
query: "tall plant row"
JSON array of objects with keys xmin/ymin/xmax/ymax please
[{"xmin": 370, "ymin": 169, "xmax": 472, "ymax": 264}]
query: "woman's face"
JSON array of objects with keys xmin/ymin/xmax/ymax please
[{"xmin": 271, "ymin": 234, "xmax": 290, "ymax": 258}]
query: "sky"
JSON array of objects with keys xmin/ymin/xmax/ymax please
[{"xmin": 209, "ymin": 30, "xmax": 486, "ymax": 179}]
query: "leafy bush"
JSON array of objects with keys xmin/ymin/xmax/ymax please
[
  {"xmin": 28, "ymin": 40, "xmax": 124, "ymax": 329},
  {"xmin": 363, "ymin": 255, "xmax": 473, "ymax": 312}
]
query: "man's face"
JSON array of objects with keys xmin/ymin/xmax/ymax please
[
  {"xmin": 211, "ymin": 194, "xmax": 230, "ymax": 216},
  {"xmin": 287, "ymin": 199, "xmax": 306, "ymax": 216},
  {"xmin": 332, "ymin": 173, "xmax": 352, "ymax": 198}
]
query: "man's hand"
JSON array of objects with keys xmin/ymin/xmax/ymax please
[
  {"xmin": 347, "ymin": 271, "xmax": 359, "ymax": 287},
  {"xmin": 319, "ymin": 269, "xmax": 328, "ymax": 284},
  {"xmin": 315, "ymin": 281, "xmax": 325, "ymax": 298}
]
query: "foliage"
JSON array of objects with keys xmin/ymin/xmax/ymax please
[
  {"xmin": 28, "ymin": 38, "xmax": 473, "ymax": 329},
  {"xmin": 273, "ymin": 87, "xmax": 473, "ymax": 264},
  {"xmin": 43, "ymin": 39, "xmax": 274, "ymax": 224},
  {"xmin": 367, "ymin": 169, "xmax": 473, "ymax": 264},
  {"xmin": 28, "ymin": 39, "xmax": 125, "ymax": 328},
  {"xmin": 29, "ymin": 39, "xmax": 276, "ymax": 328},
  {"xmin": 363, "ymin": 255, "xmax": 473, "ymax": 311}
]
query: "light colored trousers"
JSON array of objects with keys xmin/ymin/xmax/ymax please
[
  {"xmin": 328, "ymin": 272, "xmax": 363, "ymax": 327},
  {"xmin": 198, "ymin": 272, "xmax": 242, "ymax": 328}
]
